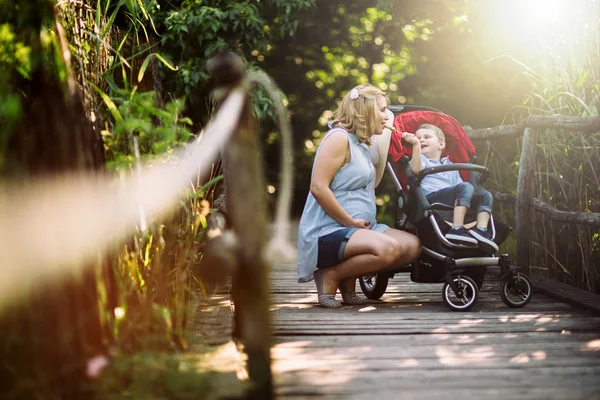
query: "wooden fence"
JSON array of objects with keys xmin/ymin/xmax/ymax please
[
  {"xmin": 466, "ymin": 115, "xmax": 600, "ymax": 274},
  {"xmin": 205, "ymin": 53, "xmax": 274, "ymax": 399}
]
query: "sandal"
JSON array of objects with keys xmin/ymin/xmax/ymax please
[
  {"xmin": 314, "ymin": 269, "xmax": 341, "ymax": 309},
  {"xmin": 339, "ymin": 279, "xmax": 368, "ymax": 305}
]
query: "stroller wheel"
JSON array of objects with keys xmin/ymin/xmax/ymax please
[
  {"xmin": 500, "ymin": 273, "xmax": 533, "ymax": 308},
  {"xmin": 359, "ymin": 272, "xmax": 390, "ymax": 300},
  {"xmin": 442, "ymin": 276, "xmax": 478, "ymax": 311}
]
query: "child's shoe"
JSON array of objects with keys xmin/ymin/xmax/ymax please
[
  {"xmin": 469, "ymin": 227, "xmax": 499, "ymax": 254},
  {"xmin": 445, "ymin": 227, "xmax": 478, "ymax": 246}
]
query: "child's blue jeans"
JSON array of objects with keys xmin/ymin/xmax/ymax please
[{"xmin": 425, "ymin": 182, "xmax": 493, "ymax": 215}]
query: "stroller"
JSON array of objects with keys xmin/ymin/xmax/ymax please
[{"xmin": 359, "ymin": 106, "xmax": 533, "ymax": 311}]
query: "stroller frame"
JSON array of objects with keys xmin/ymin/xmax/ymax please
[{"xmin": 359, "ymin": 106, "xmax": 533, "ymax": 311}]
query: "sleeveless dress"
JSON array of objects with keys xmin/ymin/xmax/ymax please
[{"xmin": 297, "ymin": 128, "xmax": 390, "ymax": 283}]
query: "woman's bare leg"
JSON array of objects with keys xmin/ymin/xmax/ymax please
[
  {"xmin": 319, "ymin": 228, "xmax": 420, "ymax": 294},
  {"xmin": 339, "ymin": 278, "xmax": 357, "ymax": 293},
  {"xmin": 383, "ymin": 228, "xmax": 421, "ymax": 263}
]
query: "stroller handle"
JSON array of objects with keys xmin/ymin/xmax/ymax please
[{"xmin": 416, "ymin": 163, "xmax": 489, "ymax": 186}]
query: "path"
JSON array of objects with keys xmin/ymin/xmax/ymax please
[{"xmin": 270, "ymin": 263, "xmax": 600, "ymax": 399}]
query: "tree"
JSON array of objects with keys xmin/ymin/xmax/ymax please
[
  {"xmin": 0, "ymin": 1, "xmax": 109, "ymax": 397},
  {"xmin": 156, "ymin": 0, "xmax": 316, "ymax": 126}
]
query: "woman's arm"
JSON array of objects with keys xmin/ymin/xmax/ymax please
[
  {"xmin": 373, "ymin": 109, "xmax": 394, "ymax": 188},
  {"xmin": 311, "ymin": 131, "xmax": 370, "ymax": 229}
]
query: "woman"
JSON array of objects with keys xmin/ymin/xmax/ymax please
[{"xmin": 297, "ymin": 84, "xmax": 421, "ymax": 308}]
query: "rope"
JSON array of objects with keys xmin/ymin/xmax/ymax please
[
  {"xmin": 247, "ymin": 70, "xmax": 297, "ymax": 264},
  {"xmin": 0, "ymin": 88, "xmax": 246, "ymax": 307}
]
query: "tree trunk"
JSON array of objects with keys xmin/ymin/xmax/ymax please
[{"xmin": 0, "ymin": 2, "xmax": 109, "ymax": 398}]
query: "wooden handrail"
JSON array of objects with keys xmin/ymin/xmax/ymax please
[
  {"xmin": 463, "ymin": 114, "xmax": 600, "ymax": 273},
  {"xmin": 491, "ymin": 191, "xmax": 600, "ymax": 228},
  {"xmin": 466, "ymin": 114, "xmax": 600, "ymax": 140}
]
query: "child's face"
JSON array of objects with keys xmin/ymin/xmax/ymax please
[{"xmin": 415, "ymin": 128, "xmax": 445, "ymax": 160}]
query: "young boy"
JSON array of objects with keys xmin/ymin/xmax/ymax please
[{"xmin": 402, "ymin": 123, "xmax": 498, "ymax": 254}]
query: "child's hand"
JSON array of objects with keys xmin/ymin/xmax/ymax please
[{"xmin": 401, "ymin": 132, "xmax": 419, "ymax": 146}]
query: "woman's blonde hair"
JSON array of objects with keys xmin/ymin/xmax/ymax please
[{"xmin": 330, "ymin": 84, "xmax": 386, "ymax": 146}]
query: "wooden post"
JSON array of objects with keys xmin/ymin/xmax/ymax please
[
  {"xmin": 515, "ymin": 128, "xmax": 538, "ymax": 275},
  {"xmin": 207, "ymin": 52, "xmax": 273, "ymax": 399}
]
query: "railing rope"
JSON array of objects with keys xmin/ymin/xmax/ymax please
[
  {"xmin": 0, "ymin": 83, "xmax": 245, "ymax": 307},
  {"xmin": 246, "ymin": 70, "xmax": 297, "ymax": 264}
]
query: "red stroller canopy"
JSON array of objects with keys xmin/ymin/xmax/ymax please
[{"xmin": 389, "ymin": 110, "xmax": 476, "ymax": 188}]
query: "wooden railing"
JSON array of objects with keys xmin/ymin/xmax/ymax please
[
  {"xmin": 205, "ymin": 52, "xmax": 275, "ymax": 399},
  {"xmin": 465, "ymin": 115, "xmax": 600, "ymax": 274},
  {"xmin": 0, "ymin": 51, "xmax": 291, "ymax": 398}
]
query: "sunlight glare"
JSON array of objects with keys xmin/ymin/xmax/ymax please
[
  {"xmin": 358, "ymin": 306, "xmax": 377, "ymax": 312},
  {"xmin": 459, "ymin": 318, "xmax": 484, "ymax": 325},
  {"xmin": 523, "ymin": 0, "xmax": 563, "ymax": 26},
  {"xmin": 510, "ymin": 353, "xmax": 531, "ymax": 364},
  {"xmin": 531, "ymin": 350, "xmax": 547, "ymax": 360},
  {"xmin": 585, "ymin": 339, "xmax": 600, "ymax": 350},
  {"xmin": 482, "ymin": 0, "xmax": 597, "ymax": 57}
]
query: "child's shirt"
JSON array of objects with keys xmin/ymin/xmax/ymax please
[{"xmin": 411, "ymin": 154, "xmax": 462, "ymax": 196}]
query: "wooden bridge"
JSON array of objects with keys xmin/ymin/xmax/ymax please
[
  {"xmin": 269, "ymin": 261, "xmax": 600, "ymax": 399},
  {"xmin": 196, "ymin": 53, "xmax": 600, "ymax": 400}
]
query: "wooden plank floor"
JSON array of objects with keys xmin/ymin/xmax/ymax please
[{"xmin": 271, "ymin": 262, "xmax": 600, "ymax": 400}]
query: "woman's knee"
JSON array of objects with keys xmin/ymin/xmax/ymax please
[
  {"xmin": 380, "ymin": 232, "xmax": 420, "ymax": 264},
  {"xmin": 401, "ymin": 234, "xmax": 421, "ymax": 262}
]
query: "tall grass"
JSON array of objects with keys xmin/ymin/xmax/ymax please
[
  {"xmin": 1, "ymin": 2, "xmax": 227, "ymax": 398},
  {"xmin": 482, "ymin": 3, "xmax": 600, "ymax": 292}
]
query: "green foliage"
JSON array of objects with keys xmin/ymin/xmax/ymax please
[
  {"xmin": 97, "ymin": 87, "xmax": 193, "ymax": 170},
  {"xmin": 0, "ymin": 2, "xmax": 71, "ymax": 164},
  {"xmin": 477, "ymin": 2, "xmax": 600, "ymax": 291},
  {"xmin": 88, "ymin": 352, "xmax": 218, "ymax": 399},
  {"xmin": 259, "ymin": 0, "xmax": 472, "ymax": 213},
  {"xmin": 157, "ymin": 0, "xmax": 315, "ymax": 121},
  {"xmin": 0, "ymin": 24, "xmax": 32, "ymax": 79}
]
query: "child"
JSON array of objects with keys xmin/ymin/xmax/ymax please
[{"xmin": 402, "ymin": 123, "xmax": 498, "ymax": 254}]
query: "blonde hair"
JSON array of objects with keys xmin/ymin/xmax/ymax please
[
  {"xmin": 330, "ymin": 84, "xmax": 386, "ymax": 146},
  {"xmin": 417, "ymin": 123, "xmax": 445, "ymax": 143}
]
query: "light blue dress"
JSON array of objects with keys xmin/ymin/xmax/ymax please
[{"xmin": 297, "ymin": 128, "xmax": 390, "ymax": 283}]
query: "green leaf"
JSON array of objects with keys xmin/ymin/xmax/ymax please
[
  {"xmin": 101, "ymin": 1, "xmax": 123, "ymax": 39},
  {"xmin": 190, "ymin": 175, "xmax": 223, "ymax": 199},
  {"xmin": 136, "ymin": 0, "xmax": 150, "ymax": 20},
  {"xmin": 124, "ymin": 0, "xmax": 136, "ymax": 15},
  {"xmin": 87, "ymin": 80, "xmax": 123, "ymax": 123},
  {"xmin": 138, "ymin": 53, "xmax": 178, "ymax": 82},
  {"xmin": 95, "ymin": 0, "xmax": 102, "ymax": 32}
]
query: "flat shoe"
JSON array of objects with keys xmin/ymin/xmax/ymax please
[
  {"xmin": 340, "ymin": 291, "xmax": 368, "ymax": 305},
  {"xmin": 314, "ymin": 269, "xmax": 341, "ymax": 309},
  {"xmin": 338, "ymin": 279, "xmax": 368, "ymax": 305}
]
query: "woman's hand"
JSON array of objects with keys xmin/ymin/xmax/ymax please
[{"xmin": 350, "ymin": 218, "xmax": 371, "ymax": 229}]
